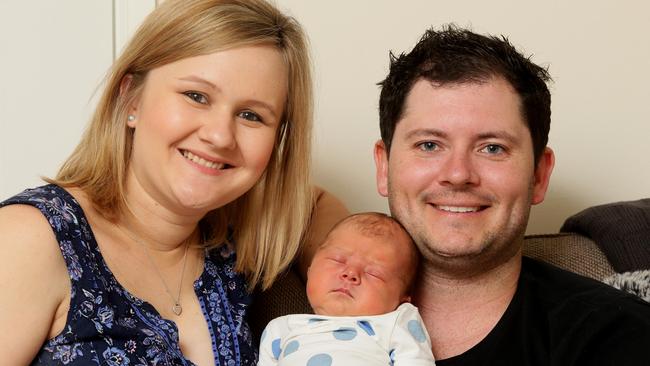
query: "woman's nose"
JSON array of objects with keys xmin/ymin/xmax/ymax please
[{"xmin": 197, "ymin": 112, "xmax": 237, "ymax": 150}]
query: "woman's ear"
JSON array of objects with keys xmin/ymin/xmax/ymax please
[
  {"xmin": 119, "ymin": 74, "xmax": 133, "ymax": 96},
  {"xmin": 119, "ymin": 74, "xmax": 139, "ymax": 127}
]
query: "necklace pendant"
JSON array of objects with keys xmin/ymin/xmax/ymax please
[{"xmin": 172, "ymin": 303, "xmax": 183, "ymax": 316}]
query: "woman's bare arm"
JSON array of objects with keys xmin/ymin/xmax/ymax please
[{"xmin": 0, "ymin": 204, "xmax": 69, "ymax": 364}]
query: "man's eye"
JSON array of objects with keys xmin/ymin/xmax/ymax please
[
  {"xmin": 184, "ymin": 91, "xmax": 208, "ymax": 104},
  {"xmin": 238, "ymin": 110, "xmax": 263, "ymax": 123},
  {"xmin": 481, "ymin": 144, "xmax": 505, "ymax": 154},
  {"xmin": 417, "ymin": 141, "xmax": 438, "ymax": 151}
]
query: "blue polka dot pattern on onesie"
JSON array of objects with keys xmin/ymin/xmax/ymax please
[
  {"xmin": 272, "ymin": 338, "xmax": 282, "ymax": 359},
  {"xmin": 407, "ymin": 319, "xmax": 427, "ymax": 343},
  {"xmin": 332, "ymin": 327, "xmax": 357, "ymax": 340},
  {"xmin": 308, "ymin": 318, "xmax": 326, "ymax": 323},
  {"xmin": 307, "ymin": 353, "xmax": 333, "ymax": 366},
  {"xmin": 357, "ymin": 320, "xmax": 375, "ymax": 336},
  {"xmin": 284, "ymin": 340, "xmax": 299, "ymax": 357}
]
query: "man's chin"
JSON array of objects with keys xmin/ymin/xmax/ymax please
[{"xmin": 418, "ymin": 238, "xmax": 522, "ymax": 279}]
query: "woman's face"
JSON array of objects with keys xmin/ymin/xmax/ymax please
[{"xmin": 126, "ymin": 45, "xmax": 287, "ymax": 217}]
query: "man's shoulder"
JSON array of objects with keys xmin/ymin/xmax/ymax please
[
  {"xmin": 520, "ymin": 256, "xmax": 650, "ymax": 323},
  {"xmin": 494, "ymin": 257, "xmax": 650, "ymax": 364}
]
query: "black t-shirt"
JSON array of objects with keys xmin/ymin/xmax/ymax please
[{"xmin": 436, "ymin": 257, "xmax": 650, "ymax": 366}]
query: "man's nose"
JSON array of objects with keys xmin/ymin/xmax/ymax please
[{"xmin": 438, "ymin": 150, "xmax": 479, "ymax": 187}]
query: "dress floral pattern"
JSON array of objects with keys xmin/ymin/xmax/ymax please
[{"xmin": 1, "ymin": 185, "xmax": 257, "ymax": 365}]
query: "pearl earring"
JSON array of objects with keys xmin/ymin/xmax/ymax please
[{"xmin": 127, "ymin": 115, "xmax": 136, "ymax": 122}]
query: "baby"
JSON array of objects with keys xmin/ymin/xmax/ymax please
[{"xmin": 257, "ymin": 212, "xmax": 435, "ymax": 366}]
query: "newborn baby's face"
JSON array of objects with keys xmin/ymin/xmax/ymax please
[{"xmin": 306, "ymin": 225, "xmax": 412, "ymax": 316}]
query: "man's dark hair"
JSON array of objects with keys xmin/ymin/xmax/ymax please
[{"xmin": 378, "ymin": 24, "xmax": 552, "ymax": 164}]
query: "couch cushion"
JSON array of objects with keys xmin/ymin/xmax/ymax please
[
  {"xmin": 522, "ymin": 233, "xmax": 614, "ymax": 280},
  {"xmin": 248, "ymin": 268, "xmax": 312, "ymax": 339}
]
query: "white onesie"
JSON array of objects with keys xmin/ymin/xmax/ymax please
[{"xmin": 257, "ymin": 303, "xmax": 435, "ymax": 366}]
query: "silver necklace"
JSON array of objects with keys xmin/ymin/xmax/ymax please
[{"xmin": 118, "ymin": 225, "xmax": 190, "ymax": 316}]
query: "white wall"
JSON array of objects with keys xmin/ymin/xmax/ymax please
[
  {"xmin": 2, "ymin": 1, "xmax": 649, "ymax": 234},
  {"xmin": 0, "ymin": 0, "xmax": 154, "ymax": 199},
  {"xmin": 0, "ymin": 1, "xmax": 113, "ymax": 196}
]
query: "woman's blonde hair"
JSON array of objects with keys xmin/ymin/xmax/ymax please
[{"xmin": 51, "ymin": 0, "xmax": 313, "ymax": 290}]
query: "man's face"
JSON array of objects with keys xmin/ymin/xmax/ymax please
[{"xmin": 374, "ymin": 77, "xmax": 554, "ymax": 275}]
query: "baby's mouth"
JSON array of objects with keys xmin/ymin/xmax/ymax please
[{"xmin": 332, "ymin": 288, "xmax": 353, "ymax": 298}]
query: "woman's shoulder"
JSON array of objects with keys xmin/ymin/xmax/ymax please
[
  {"xmin": 0, "ymin": 184, "xmax": 78, "ymax": 293},
  {"xmin": 0, "ymin": 184, "xmax": 66, "ymax": 239},
  {"xmin": 0, "ymin": 184, "xmax": 71, "ymax": 279}
]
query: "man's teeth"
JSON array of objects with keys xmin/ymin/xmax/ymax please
[
  {"xmin": 182, "ymin": 151, "xmax": 225, "ymax": 170},
  {"xmin": 437, "ymin": 205, "xmax": 480, "ymax": 213}
]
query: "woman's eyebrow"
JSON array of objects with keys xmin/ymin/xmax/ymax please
[{"xmin": 177, "ymin": 75, "xmax": 220, "ymax": 91}]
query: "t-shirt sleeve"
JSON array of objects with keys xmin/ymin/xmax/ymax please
[
  {"xmin": 257, "ymin": 317, "xmax": 288, "ymax": 366},
  {"xmin": 389, "ymin": 304, "xmax": 436, "ymax": 365},
  {"xmin": 564, "ymin": 297, "xmax": 650, "ymax": 365}
]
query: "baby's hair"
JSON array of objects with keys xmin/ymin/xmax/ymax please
[{"xmin": 327, "ymin": 212, "xmax": 420, "ymax": 290}]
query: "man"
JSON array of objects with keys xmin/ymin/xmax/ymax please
[{"xmin": 374, "ymin": 25, "xmax": 650, "ymax": 364}]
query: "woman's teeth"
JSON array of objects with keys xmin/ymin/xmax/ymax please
[{"xmin": 182, "ymin": 150, "xmax": 225, "ymax": 170}]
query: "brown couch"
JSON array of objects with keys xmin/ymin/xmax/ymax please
[{"xmin": 248, "ymin": 232, "xmax": 615, "ymax": 338}]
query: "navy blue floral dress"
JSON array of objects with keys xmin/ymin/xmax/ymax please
[{"xmin": 1, "ymin": 185, "xmax": 257, "ymax": 365}]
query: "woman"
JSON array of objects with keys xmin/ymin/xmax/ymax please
[{"xmin": 0, "ymin": 0, "xmax": 314, "ymax": 364}]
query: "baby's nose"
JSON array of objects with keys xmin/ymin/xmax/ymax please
[{"xmin": 340, "ymin": 269, "xmax": 360, "ymax": 284}]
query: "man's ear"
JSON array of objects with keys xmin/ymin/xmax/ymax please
[
  {"xmin": 531, "ymin": 147, "xmax": 555, "ymax": 205},
  {"xmin": 374, "ymin": 140, "xmax": 389, "ymax": 197}
]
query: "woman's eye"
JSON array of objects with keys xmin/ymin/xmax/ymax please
[
  {"xmin": 481, "ymin": 144, "xmax": 505, "ymax": 154},
  {"xmin": 184, "ymin": 91, "xmax": 208, "ymax": 105},
  {"xmin": 238, "ymin": 110, "xmax": 263, "ymax": 123},
  {"xmin": 417, "ymin": 141, "xmax": 438, "ymax": 151}
]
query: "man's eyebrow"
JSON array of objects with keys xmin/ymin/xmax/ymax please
[
  {"xmin": 477, "ymin": 131, "xmax": 520, "ymax": 145},
  {"xmin": 403, "ymin": 128, "xmax": 448, "ymax": 140},
  {"xmin": 402, "ymin": 129, "xmax": 521, "ymax": 145}
]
